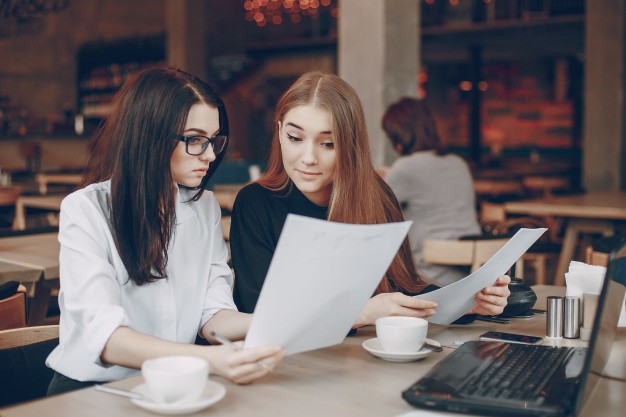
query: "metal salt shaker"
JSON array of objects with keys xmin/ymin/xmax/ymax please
[
  {"xmin": 546, "ymin": 296, "xmax": 564, "ymax": 339},
  {"xmin": 563, "ymin": 296, "xmax": 581, "ymax": 339}
]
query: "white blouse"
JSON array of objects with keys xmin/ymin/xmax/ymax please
[{"xmin": 46, "ymin": 180, "xmax": 236, "ymax": 382}]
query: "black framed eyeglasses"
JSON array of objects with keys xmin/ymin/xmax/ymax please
[{"xmin": 177, "ymin": 135, "xmax": 228, "ymax": 156}]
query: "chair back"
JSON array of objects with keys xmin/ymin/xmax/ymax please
[
  {"xmin": 585, "ymin": 236, "xmax": 626, "ymax": 267},
  {"xmin": 0, "ymin": 292, "xmax": 27, "ymax": 331},
  {"xmin": 422, "ymin": 238, "xmax": 512, "ymax": 273},
  {"xmin": 471, "ymin": 239, "xmax": 510, "ymax": 272},
  {"xmin": 0, "ymin": 325, "xmax": 59, "ymax": 407},
  {"xmin": 422, "ymin": 240, "xmax": 474, "ymax": 266},
  {"xmin": 585, "ymin": 248, "xmax": 609, "ymax": 267}
]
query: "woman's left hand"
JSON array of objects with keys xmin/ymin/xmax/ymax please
[{"xmin": 470, "ymin": 275, "xmax": 511, "ymax": 316}]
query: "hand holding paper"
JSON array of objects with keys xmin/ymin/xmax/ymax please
[
  {"xmin": 245, "ymin": 214, "xmax": 412, "ymax": 355},
  {"xmin": 415, "ymin": 228, "xmax": 547, "ymax": 324}
]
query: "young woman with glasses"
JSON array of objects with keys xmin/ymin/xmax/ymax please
[
  {"xmin": 229, "ymin": 72, "xmax": 510, "ymax": 327},
  {"xmin": 47, "ymin": 66, "xmax": 284, "ymax": 395}
]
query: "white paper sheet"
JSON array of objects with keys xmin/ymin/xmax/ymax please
[
  {"xmin": 415, "ymin": 228, "xmax": 547, "ymax": 324},
  {"xmin": 244, "ymin": 214, "xmax": 412, "ymax": 355}
]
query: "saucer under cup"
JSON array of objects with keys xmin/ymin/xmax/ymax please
[
  {"xmin": 375, "ymin": 316, "xmax": 428, "ymax": 354},
  {"xmin": 141, "ymin": 356, "xmax": 209, "ymax": 404}
]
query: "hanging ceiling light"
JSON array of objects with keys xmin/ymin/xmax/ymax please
[{"xmin": 244, "ymin": 0, "xmax": 337, "ymax": 27}]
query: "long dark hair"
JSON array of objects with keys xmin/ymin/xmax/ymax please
[
  {"xmin": 382, "ymin": 97, "xmax": 447, "ymax": 156},
  {"xmin": 82, "ymin": 66, "xmax": 229, "ymax": 285},
  {"xmin": 260, "ymin": 72, "xmax": 425, "ymax": 295}
]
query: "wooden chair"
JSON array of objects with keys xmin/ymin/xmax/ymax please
[
  {"xmin": 585, "ymin": 247, "xmax": 609, "ymax": 267},
  {"xmin": 0, "ymin": 325, "xmax": 59, "ymax": 407},
  {"xmin": 521, "ymin": 175, "xmax": 571, "ymax": 199},
  {"xmin": 423, "ymin": 238, "xmax": 522, "ymax": 275},
  {"xmin": 478, "ymin": 201, "xmax": 560, "ymax": 284},
  {"xmin": 585, "ymin": 235, "xmax": 626, "ymax": 267},
  {"xmin": 0, "ymin": 283, "xmax": 27, "ymax": 331}
]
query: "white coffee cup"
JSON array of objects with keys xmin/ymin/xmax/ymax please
[
  {"xmin": 375, "ymin": 316, "xmax": 428, "ymax": 353},
  {"xmin": 141, "ymin": 356, "xmax": 209, "ymax": 404}
]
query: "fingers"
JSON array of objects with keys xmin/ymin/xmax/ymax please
[
  {"xmin": 475, "ymin": 291, "xmax": 508, "ymax": 315},
  {"xmin": 389, "ymin": 305, "xmax": 437, "ymax": 318},
  {"xmin": 225, "ymin": 345, "xmax": 286, "ymax": 384},
  {"xmin": 496, "ymin": 274, "xmax": 511, "ymax": 286},
  {"xmin": 390, "ymin": 293, "xmax": 437, "ymax": 318},
  {"xmin": 393, "ymin": 292, "xmax": 437, "ymax": 310}
]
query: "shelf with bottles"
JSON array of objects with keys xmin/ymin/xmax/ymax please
[{"xmin": 76, "ymin": 34, "xmax": 165, "ymax": 121}]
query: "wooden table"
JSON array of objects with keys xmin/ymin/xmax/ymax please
[
  {"xmin": 505, "ymin": 191, "xmax": 626, "ymax": 285},
  {"xmin": 12, "ymin": 195, "xmax": 65, "ymax": 231},
  {"xmin": 0, "ymin": 260, "xmax": 43, "ymax": 285},
  {"xmin": 35, "ymin": 173, "xmax": 83, "ymax": 195},
  {"xmin": 0, "ymin": 232, "xmax": 60, "ymax": 325},
  {"xmin": 2, "ymin": 286, "xmax": 625, "ymax": 417},
  {"xmin": 212, "ymin": 184, "xmax": 245, "ymax": 212}
]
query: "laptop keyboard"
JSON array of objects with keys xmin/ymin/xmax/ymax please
[{"xmin": 458, "ymin": 344, "xmax": 574, "ymax": 402}]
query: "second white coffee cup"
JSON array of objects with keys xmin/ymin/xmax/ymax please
[
  {"xmin": 141, "ymin": 356, "xmax": 209, "ymax": 404},
  {"xmin": 375, "ymin": 316, "xmax": 428, "ymax": 353}
]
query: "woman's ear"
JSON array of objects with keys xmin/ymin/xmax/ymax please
[{"xmin": 395, "ymin": 143, "xmax": 404, "ymax": 155}]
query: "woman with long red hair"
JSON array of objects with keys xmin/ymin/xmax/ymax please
[{"xmin": 230, "ymin": 72, "xmax": 510, "ymax": 327}]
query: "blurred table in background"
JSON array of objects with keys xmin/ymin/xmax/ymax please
[
  {"xmin": 13, "ymin": 195, "xmax": 65, "ymax": 231},
  {"xmin": 212, "ymin": 184, "xmax": 245, "ymax": 212},
  {"xmin": 0, "ymin": 232, "xmax": 60, "ymax": 325},
  {"xmin": 505, "ymin": 191, "xmax": 626, "ymax": 285},
  {"xmin": 35, "ymin": 173, "xmax": 82, "ymax": 195}
]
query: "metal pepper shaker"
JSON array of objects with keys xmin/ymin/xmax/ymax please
[
  {"xmin": 563, "ymin": 296, "xmax": 581, "ymax": 339},
  {"xmin": 546, "ymin": 296, "xmax": 564, "ymax": 339}
]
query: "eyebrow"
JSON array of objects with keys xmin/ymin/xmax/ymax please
[
  {"xmin": 184, "ymin": 127, "xmax": 220, "ymax": 136},
  {"xmin": 285, "ymin": 122, "xmax": 331, "ymax": 135}
]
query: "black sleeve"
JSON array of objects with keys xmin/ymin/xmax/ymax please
[{"xmin": 230, "ymin": 185, "xmax": 282, "ymax": 313}]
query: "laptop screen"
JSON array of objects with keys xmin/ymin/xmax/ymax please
[{"xmin": 575, "ymin": 239, "xmax": 626, "ymax": 412}]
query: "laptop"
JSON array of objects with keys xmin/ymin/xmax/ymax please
[{"xmin": 402, "ymin": 238, "xmax": 626, "ymax": 417}]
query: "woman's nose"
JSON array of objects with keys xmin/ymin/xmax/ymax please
[
  {"xmin": 199, "ymin": 144, "xmax": 216, "ymax": 162},
  {"xmin": 301, "ymin": 143, "xmax": 318, "ymax": 165}
]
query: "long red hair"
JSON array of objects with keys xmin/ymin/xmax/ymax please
[{"xmin": 259, "ymin": 72, "xmax": 426, "ymax": 295}]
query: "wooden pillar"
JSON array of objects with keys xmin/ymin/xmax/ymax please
[
  {"xmin": 338, "ymin": 0, "xmax": 420, "ymax": 167},
  {"xmin": 583, "ymin": 0, "xmax": 626, "ymax": 191},
  {"xmin": 165, "ymin": 0, "xmax": 209, "ymax": 79}
]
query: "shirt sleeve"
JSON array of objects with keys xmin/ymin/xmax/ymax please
[
  {"xmin": 57, "ymin": 193, "xmax": 132, "ymax": 367},
  {"xmin": 229, "ymin": 186, "xmax": 278, "ymax": 313},
  {"xmin": 199, "ymin": 196, "xmax": 237, "ymax": 331}
]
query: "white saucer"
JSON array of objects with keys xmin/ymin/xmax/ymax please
[
  {"xmin": 130, "ymin": 381, "xmax": 226, "ymax": 415},
  {"xmin": 362, "ymin": 338, "xmax": 441, "ymax": 362}
]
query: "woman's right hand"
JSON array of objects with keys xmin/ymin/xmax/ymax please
[
  {"xmin": 209, "ymin": 343, "xmax": 286, "ymax": 384},
  {"xmin": 353, "ymin": 292, "xmax": 438, "ymax": 328}
]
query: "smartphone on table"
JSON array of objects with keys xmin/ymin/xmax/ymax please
[{"xmin": 479, "ymin": 331, "xmax": 543, "ymax": 345}]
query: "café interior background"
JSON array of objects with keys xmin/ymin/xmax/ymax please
[{"xmin": 0, "ymin": 0, "xmax": 625, "ymax": 194}]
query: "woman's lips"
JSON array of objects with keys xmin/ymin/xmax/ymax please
[{"xmin": 297, "ymin": 169, "xmax": 321, "ymax": 179}]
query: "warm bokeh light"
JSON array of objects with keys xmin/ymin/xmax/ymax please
[
  {"xmin": 244, "ymin": 0, "xmax": 335, "ymax": 27},
  {"xmin": 459, "ymin": 81, "xmax": 472, "ymax": 91}
]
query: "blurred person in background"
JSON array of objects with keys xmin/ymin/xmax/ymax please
[{"xmin": 381, "ymin": 97, "xmax": 481, "ymax": 286}]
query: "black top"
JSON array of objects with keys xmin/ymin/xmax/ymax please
[{"xmin": 230, "ymin": 182, "xmax": 328, "ymax": 313}]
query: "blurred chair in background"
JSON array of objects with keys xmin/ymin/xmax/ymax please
[
  {"xmin": 0, "ymin": 282, "xmax": 27, "ymax": 331},
  {"xmin": 0, "ymin": 325, "xmax": 59, "ymax": 407},
  {"xmin": 423, "ymin": 238, "xmax": 524, "ymax": 278},
  {"xmin": 521, "ymin": 175, "xmax": 571, "ymax": 199},
  {"xmin": 476, "ymin": 201, "xmax": 561, "ymax": 285},
  {"xmin": 585, "ymin": 235, "xmax": 626, "ymax": 267}
]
